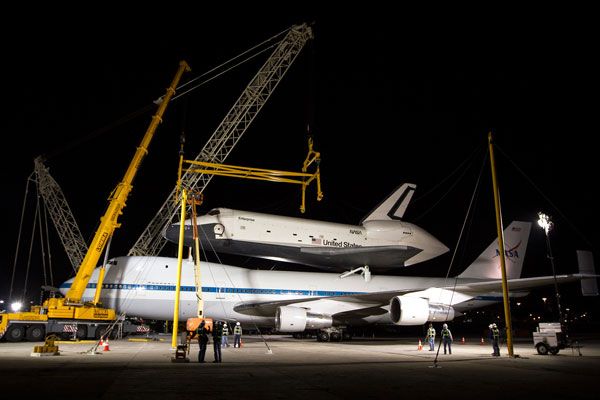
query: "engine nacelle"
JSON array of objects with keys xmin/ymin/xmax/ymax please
[
  {"xmin": 275, "ymin": 306, "xmax": 333, "ymax": 332},
  {"xmin": 389, "ymin": 296, "xmax": 455, "ymax": 326}
]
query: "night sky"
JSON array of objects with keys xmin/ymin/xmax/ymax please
[{"xmin": 1, "ymin": 11, "xmax": 597, "ymax": 318}]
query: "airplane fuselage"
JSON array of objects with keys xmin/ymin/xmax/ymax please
[{"xmin": 60, "ymin": 256, "xmax": 504, "ymax": 326}]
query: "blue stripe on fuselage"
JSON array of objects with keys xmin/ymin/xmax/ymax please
[{"xmin": 59, "ymin": 282, "xmax": 364, "ymax": 297}]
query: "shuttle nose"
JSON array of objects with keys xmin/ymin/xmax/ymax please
[
  {"xmin": 405, "ymin": 226, "xmax": 449, "ymax": 266},
  {"xmin": 163, "ymin": 222, "xmax": 182, "ymax": 244},
  {"xmin": 163, "ymin": 216, "xmax": 214, "ymax": 245}
]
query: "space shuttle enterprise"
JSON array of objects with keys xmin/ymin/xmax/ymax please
[{"xmin": 164, "ymin": 184, "xmax": 449, "ymax": 272}]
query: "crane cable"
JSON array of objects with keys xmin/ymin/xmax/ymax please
[
  {"xmin": 172, "ymin": 26, "xmax": 290, "ymax": 101},
  {"xmin": 8, "ymin": 172, "xmax": 34, "ymax": 303},
  {"xmin": 36, "ymin": 191, "xmax": 48, "ymax": 287},
  {"xmin": 45, "ymin": 26, "xmax": 293, "ymax": 162},
  {"xmin": 412, "ymin": 143, "xmax": 487, "ymax": 222},
  {"xmin": 197, "ymin": 223, "xmax": 274, "ymax": 354},
  {"xmin": 42, "ymin": 202, "xmax": 55, "ymax": 286},
  {"xmin": 432, "ymin": 147, "xmax": 489, "ymax": 367},
  {"xmin": 495, "ymin": 144, "xmax": 593, "ymax": 249}
]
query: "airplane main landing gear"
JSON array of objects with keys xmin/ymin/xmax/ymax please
[{"xmin": 316, "ymin": 327, "xmax": 352, "ymax": 342}]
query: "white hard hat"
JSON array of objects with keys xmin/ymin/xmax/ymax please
[
  {"xmin": 443, "ymin": 323, "xmax": 448, "ymax": 328},
  {"xmin": 223, "ymin": 322, "xmax": 227, "ymax": 326},
  {"xmin": 492, "ymin": 323, "xmax": 497, "ymax": 328},
  {"xmin": 236, "ymin": 322, "xmax": 240, "ymax": 325}
]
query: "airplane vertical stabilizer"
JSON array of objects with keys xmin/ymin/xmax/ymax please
[
  {"xmin": 360, "ymin": 183, "xmax": 416, "ymax": 224},
  {"xmin": 577, "ymin": 250, "xmax": 598, "ymax": 296},
  {"xmin": 458, "ymin": 221, "xmax": 531, "ymax": 280}
]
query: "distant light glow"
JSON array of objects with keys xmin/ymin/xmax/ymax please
[
  {"xmin": 537, "ymin": 212, "xmax": 553, "ymax": 234},
  {"xmin": 10, "ymin": 301, "xmax": 22, "ymax": 312}
]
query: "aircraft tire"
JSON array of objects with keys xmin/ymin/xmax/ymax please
[
  {"xmin": 317, "ymin": 331, "xmax": 330, "ymax": 342},
  {"xmin": 549, "ymin": 347, "xmax": 560, "ymax": 355}
]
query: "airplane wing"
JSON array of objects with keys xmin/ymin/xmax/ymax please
[
  {"xmin": 233, "ymin": 274, "xmax": 597, "ymax": 321},
  {"xmin": 233, "ymin": 287, "xmax": 465, "ymax": 320},
  {"xmin": 453, "ymin": 274, "xmax": 595, "ymax": 293}
]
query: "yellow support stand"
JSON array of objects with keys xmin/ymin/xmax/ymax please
[
  {"xmin": 31, "ymin": 334, "xmax": 60, "ymax": 357},
  {"xmin": 181, "ymin": 137, "xmax": 323, "ymax": 213}
]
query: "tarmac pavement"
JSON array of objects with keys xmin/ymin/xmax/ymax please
[{"xmin": 1, "ymin": 335, "xmax": 598, "ymax": 399}]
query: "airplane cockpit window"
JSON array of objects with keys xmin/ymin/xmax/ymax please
[{"xmin": 208, "ymin": 209, "xmax": 220, "ymax": 216}]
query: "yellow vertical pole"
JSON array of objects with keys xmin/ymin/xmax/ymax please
[
  {"xmin": 171, "ymin": 189, "xmax": 188, "ymax": 349},
  {"xmin": 488, "ymin": 131, "xmax": 514, "ymax": 357}
]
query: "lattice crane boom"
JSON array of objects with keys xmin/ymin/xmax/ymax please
[
  {"xmin": 33, "ymin": 156, "xmax": 88, "ymax": 271},
  {"xmin": 128, "ymin": 23, "xmax": 313, "ymax": 257}
]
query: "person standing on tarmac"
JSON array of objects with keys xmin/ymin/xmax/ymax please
[
  {"xmin": 489, "ymin": 323, "xmax": 500, "ymax": 356},
  {"xmin": 234, "ymin": 321, "xmax": 242, "ymax": 348},
  {"xmin": 221, "ymin": 322, "xmax": 230, "ymax": 348},
  {"xmin": 196, "ymin": 320, "xmax": 209, "ymax": 363},
  {"xmin": 427, "ymin": 323, "xmax": 436, "ymax": 351},
  {"xmin": 441, "ymin": 323, "xmax": 453, "ymax": 354},
  {"xmin": 212, "ymin": 321, "xmax": 223, "ymax": 363}
]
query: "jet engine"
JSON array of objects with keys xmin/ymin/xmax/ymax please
[
  {"xmin": 389, "ymin": 296, "xmax": 455, "ymax": 326},
  {"xmin": 275, "ymin": 306, "xmax": 333, "ymax": 332}
]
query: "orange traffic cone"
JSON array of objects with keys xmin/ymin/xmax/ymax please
[
  {"xmin": 102, "ymin": 337, "xmax": 110, "ymax": 351},
  {"xmin": 418, "ymin": 339, "xmax": 423, "ymax": 350},
  {"xmin": 461, "ymin": 337, "xmax": 465, "ymax": 344},
  {"xmin": 480, "ymin": 337, "xmax": 485, "ymax": 345}
]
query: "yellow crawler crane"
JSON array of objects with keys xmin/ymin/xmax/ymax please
[{"xmin": 0, "ymin": 61, "xmax": 190, "ymax": 343}]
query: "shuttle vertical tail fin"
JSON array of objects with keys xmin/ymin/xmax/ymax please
[
  {"xmin": 360, "ymin": 183, "xmax": 416, "ymax": 224},
  {"xmin": 458, "ymin": 221, "xmax": 532, "ymax": 280}
]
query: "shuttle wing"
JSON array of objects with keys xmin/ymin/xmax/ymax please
[
  {"xmin": 298, "ymin": 245, "xmax": 420, "ymax": 271},
  {"xmin": 300, "ymin": 245, "xmax": 408, "ymax": 255}
]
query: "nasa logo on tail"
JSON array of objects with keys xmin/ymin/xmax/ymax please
[{"xmin": 493, "ymin": 241, "xmax": 522, "ymax": 263}]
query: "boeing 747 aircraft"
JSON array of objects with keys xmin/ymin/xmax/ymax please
[
  {"xmin": 164, "ymin": 184, "xmax": 449, "ymax": 272},
  {"xmin": 61, "ymin": 221, "xmax": 598, "ymax": 341}
]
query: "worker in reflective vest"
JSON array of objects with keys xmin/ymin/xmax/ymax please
[
  {"xmin": 427, "ymin": 323, "xmax": 436, "ymax": 351},
  {"xmin": 196, "ymin": 321, "xmax": 209, "ymax": 363},
  {"xmin": 489, "ymin": 323, "xmax": 500, "ymax": 356},
  {"xmin": 221, "ymin": 322, "xmax": 229, "ymax": 348},
  {"xmin": 212, "ymin": 321, "xmax": 223, "ymax": 363},
  {"xmin": 441, "ymin": 323, "xmax": 453, "ymax": 355},
  {"xmin": 234, "ymin": 322, "xmax": 243, "ymax": 348}
]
